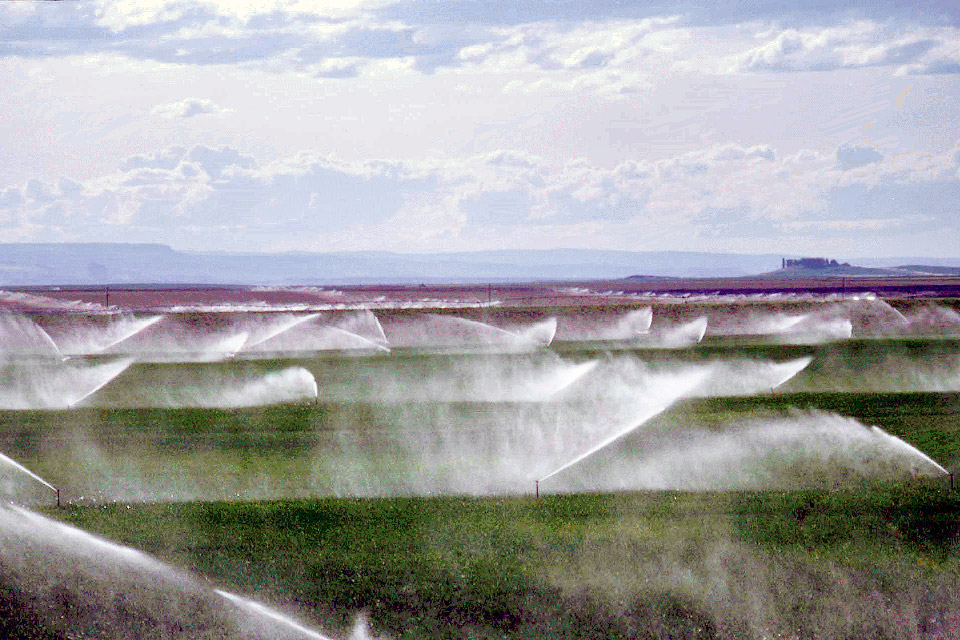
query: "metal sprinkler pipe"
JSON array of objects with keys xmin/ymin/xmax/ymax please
[{"xmin": 535, "ymin": 480, "xmax": 539, "ymax": 499}]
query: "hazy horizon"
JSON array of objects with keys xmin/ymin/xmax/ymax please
[{"xmin": 2, "ymin": 242, "xmax": 959, "ymax": 286}]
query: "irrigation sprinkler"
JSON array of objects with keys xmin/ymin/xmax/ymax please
[
  {"xmin": 535, "ymin": 480, "xmax": 539, "ymax": 499},
  {"xmin": 56, "ymin": 487, "xmax": 60, "ymax": 508}
]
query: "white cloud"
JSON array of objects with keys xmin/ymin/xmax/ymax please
[
  {"xmin": 0, "ymin": 141, "xmax": 956, "ymax": 255},
  {"xmin": 5, "ymin": 0, "xmax": 956, "ymax": 113},
  {"xmin": 151, "ymin": 97, "xmax": 232, "ymax": 118},
  {"xmin": 3, "ymin": 0, "xmax": 958, "ymax": 263},
  {"xmin": 450, "ymin": 17, "xmax": 687, "ymax": 95},
  {"xmin": 729, "ymin": 21, "xmax": 960, "ymax": 75}
]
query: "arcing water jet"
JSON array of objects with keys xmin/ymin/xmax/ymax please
[
  {"xmin": 243, "ymin": 316, "xmax": 390, "ymax": 354},
  {"xmin": 706, "ymin": 311, "xmax": 809, "ymax": 338},
  {"xmin": 613, "ymin": 307, "xmax": 654, "ymax": 338},
  {"xmin": 217, "ymin": 590, "xmax": 337, "ymax": 640},
  {"xmin": 0, "ymin": 358, "xmax": 132, "ymax": 410},
  {"xmin": 0, "ymin": 314, "xmax": 62, "ymax": 360},
  {"xmin": 0, "ymin": 451, "xmax": 59, "ymax": 505},
  {"xmin": 572, "ymin": 411, "xmax": 953, "ymax": 492},
  {"xmin": 67, "ymin": 358, "xmax": 134, "ymax": 407},
  {"xmin": 313, "ymin": 352, "xmax": 596, "ymax": 403},
  {"xmin": 688, "ymin": 356, "xmax": 814, "ymax": 397},
  {"xmin": 104, "ymin": 316, "xmax": 251, "ymax": 362},
  {"xmin": 557, "ymin": 308, "xmax": 654, "ymax": 342},
  {"xmin": 538, "ymin": 404, "xmax": 670, "ymax": 484},
  {"xmin": 642, "ymin": 316, "xmax": 708, "ymax": 348},
  {"xmin": 203, "ymin": 366, "xmax": 319, "ymax": 408},
  {"xmin": 383, "ymin": 313, "xmax": 555, "ymax": 351},
  {"xmin": 0, "ymin": 505, "xmax": 341, "ymax": 639},
  {"xmin": 46, "ymin": 314, "xmax": 163, "ymax": 356},
  {"xmin": 869, "ymin": 426, "xmax": 949, "ymax": 475},
  {"xmin": 239, "ymin": 312, "xmax": 323, "ymax": 351},
  {"xmin": 516, "ymin": 317, "xmax": 558, "ymax": 347},
  {"xmin": 537, "ymin": 368, "xmax": 709, "ymax": 487}
]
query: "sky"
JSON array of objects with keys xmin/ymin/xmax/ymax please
[{"xmin": 1, "ymin": 0, "xmax": 958, "ymax": 258}]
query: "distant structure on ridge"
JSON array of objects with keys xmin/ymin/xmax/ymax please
[{"xmin": 781, "ymin": 257, "xmax": 850, "ymax": 269}]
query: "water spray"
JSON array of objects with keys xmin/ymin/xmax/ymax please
[
  {"xmin": 0, "ymin": 451, "xmax": 60, "ymax": 507},
  {"xmin": 1, "ymin": 506, "xmax": 336, "ymax": 638},
  {"xmin": 538, "ymin": 405, "xmax": 670, "ymax": 485},
  {"xmin": 216, "ymin": 589, "xmax": 336, "ymax": 640},
  {"xmin": 99, "ymin": 314, "xmax": 164, "ymax": 353},
  {"xmin": 869, "ymin": 426, "xmax": 949, "ymax": 475},
  {"xmin": 239, "ymin": 312, "xmax": 322, "ymax": 351}
]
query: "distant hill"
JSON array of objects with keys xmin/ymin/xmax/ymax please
[
  {"xmin": 758, "ymin": 263, "xmax": 960, "ymax": 279},
  {"xmin": 0, "ymin": 243, "xmax": 958, "ymax": 286},
  {"xmin": 0, "ymin": 244, "xmax": 784, "ymax": 285},
  {"xmin": 851, "ymin": 257, "xmax": 960, "ymax": 270},
  {"xmin": 892, "ymin": 265, "xmax": 960, "ymax": 276},
  {"xmin": 759, "ymin": 264, "xmax": 892, "ymax": 278}
]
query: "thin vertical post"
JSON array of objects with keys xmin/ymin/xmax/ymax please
[{"xmin": 535, "ymin": 480, "xmax": 539, "ymax": 499}]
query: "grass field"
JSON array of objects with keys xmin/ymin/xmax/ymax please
[
  {"xmin": 27, "ymin": 485, "xmax": 960, "ymax": 640},
  {"xmin": 1, "ymin": 298, "xmax": 959, "ymax": 638}
]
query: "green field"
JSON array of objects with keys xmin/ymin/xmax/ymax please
[
  {"xmin": 1, "ymin": 303, "xmax": 959, "ymax": 638},
  {"xmin": 20, "ymin": 485, "xmax": 959, "ymax": 640}
]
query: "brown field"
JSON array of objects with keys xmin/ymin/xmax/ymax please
[{"xmin": 2, "ymin": 275, "xmax": 959, "ymax": 312}]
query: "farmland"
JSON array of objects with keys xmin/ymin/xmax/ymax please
[{"xmin": 0, "ymin": 281, "xmax": 958, "ymax": 638}]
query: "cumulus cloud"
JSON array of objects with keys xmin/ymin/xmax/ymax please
[
  {"xmin": 0, "ymin": 0, "xmax": 485, "ymax": 77},
  {"xmin": 0, "ymin": 141, "xmax": 957, "ymax": 253},
  {"xmin": 3, "ymin": 1, "xmax": 957, "ymax": 262},
  {"xmin": 3, "ymin": 0, "xmax": 956, "ymax": 101},
  {"xmin": 151, "ymin": 98, "xmax": 231, "ymax": 119},
  {"xmin": 380, "ymin": 0, "xmax": 960, "ymax": 31},
  {"xmin": 312, "ymin": 59, "xmax": 360, "ymax": 78},
  {"xmin": 452, "ymin": 17, "xmax": 687, "ymax": 95},
  {"xmin": 730, "ymin": 22, "xmax": 960, "ymax": 74}
]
